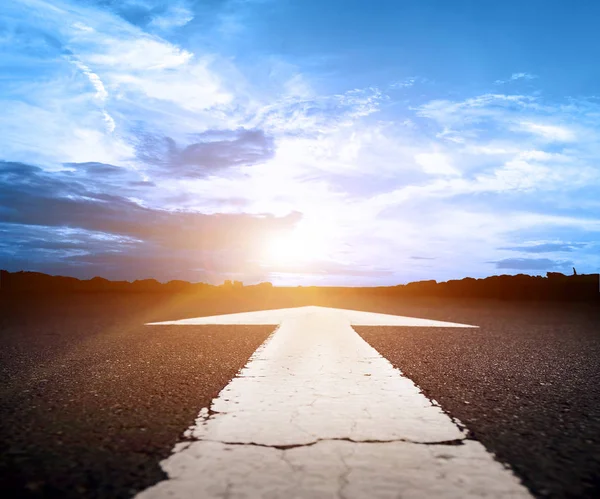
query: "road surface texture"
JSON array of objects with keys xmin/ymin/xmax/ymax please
[
  {"xmin": 1, "ymin": 292, "xmax": 599, "ymax": 498},
  {"xmin": 0, "ymin": 293, "xmax": 274, "ymax": 498},
  {"xmin": 351, "ymin": 298, "xmax": 600, "ymax": 499}
]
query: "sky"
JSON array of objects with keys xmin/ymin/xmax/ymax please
[{"xmin": 1, "ymin": 0, "xmax": 600, "ymax": 285}]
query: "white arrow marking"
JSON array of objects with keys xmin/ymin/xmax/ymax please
[
  {"xmin": 137, "ymin": 306, "xmax": 531, "ymax": 498},
  {"xmin": 146, "ymin": 305, "xmax": 478, "ymax": 327}
]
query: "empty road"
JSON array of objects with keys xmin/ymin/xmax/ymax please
[{"xmin": 1, "ymin": 293, "xmax": 599, "ymax": 498}]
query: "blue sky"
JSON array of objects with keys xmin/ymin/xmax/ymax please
[{"xmin": 1, "ymin": 0, "xmax": 599, "ymax": 285}]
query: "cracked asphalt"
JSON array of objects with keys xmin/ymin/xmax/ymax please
[{"xmin": 1, "ymin": 294, "xmax": 599, "ymax": 498}]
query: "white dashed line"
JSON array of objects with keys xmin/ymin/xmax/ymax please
[{"xmin": 137, "ymin": 306, "xmax": 532, "ymax": 498}]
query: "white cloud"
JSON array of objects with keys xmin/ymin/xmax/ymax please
[
  {"xmin": 435, "ymin": 127, "xmax": 468, "ymax": 144},
  {"xmin": 245, "ymin": 86, "xmax": 385, "ymax": 136},
  {"xmin": 365, "ymin": 150, "xmax": 598, "ymax": 212},
  {"xmin": 415, "ymin": 152, "xmax": 460, "ymax": 176},
  {"xmin": 518, "ymin": 121, "xmax": 576, "ymax": 142},
  {"xmin": 69, "ymin": 58, "xmax": 116, "ymax": 133},
  {"xmin": 72, "ymin": 21, "xmax": 94, "ymax": 32},
  {"xmin": 111, "ymin": 60, "xmax": 233, "ymax": 111},
  {"xmin": 464, "ymin": 145, "xmax": 518, "ymax": 155},
  {"xmin": 389, "ymin": 77, "xmax": 416, "ymax": 89},
  {"xmin": 517, "ymin": 150, "xmax": 567, "ymax": 161},
  {"xmin": 416, "ymin": 93, "xmax": 536, "ymax": 127},
  {"xmin": 102, "ymin": 111, "xmax": 116, "ymax": 133},
  {"xmin": 69, "ymin": 60, "xmax": 107, "ymax": 100},
  {"xmin": 495, "ymin": 72, "xmax": 537, "ymax": 84},
  {"xmin": 511, "ymin": 72, "xmax": 536, "ymax": 80},
  {"xmin": 83, "ymin": 37, "xmax": 193, "ymax": 70},
  {"xmin": 148, "ymin": 3, "xmax": 194, "ymax": 31}
]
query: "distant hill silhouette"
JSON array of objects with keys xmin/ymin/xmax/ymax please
[{"xmin": 1, "ymin": 270, "xmax": 598, "ymax": 302}]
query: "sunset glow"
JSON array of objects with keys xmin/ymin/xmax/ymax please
[{"xmin": 263, "ymin": 228, "xmax": 329, "ymax": 267}]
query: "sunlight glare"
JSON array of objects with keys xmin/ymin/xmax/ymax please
[{"xmin": 264, "ymin": 226, "xmax": 329, "ymax": 266}]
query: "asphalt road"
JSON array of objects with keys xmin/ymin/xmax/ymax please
[
  {"xmin": 1, "ymin": 293, "xmax": 599, "ymax": 498},
  {"xmin": 353, "ymin": 298, "xmax": 600, "ymax": 499},
  {"xmin": 0, "ymin": 294, "xmax": 274, "ymax": 498}
]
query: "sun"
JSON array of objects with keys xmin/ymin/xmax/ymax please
[
  {"xmin": 265, "ymin": 235, "xmax": 310, "ymax": 265},
  {"xmin": 264, "ymin": 228, "xmax": 327, "ymax": 266}
]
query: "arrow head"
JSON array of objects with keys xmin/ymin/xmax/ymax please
[{"xmin": 146, "ymin": 305, "xmax": 477, "ymax": 328}]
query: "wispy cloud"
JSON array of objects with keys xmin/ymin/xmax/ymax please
[
  {"xmin": 83, "ymin": 0, "xmax": 194, "ymax": 32},
  {"xmin": 415, "ymin": 152, "xmax": 460, "ymax": 176},
  {"xmin": 518, "ymin": 121, "xmax": 576, "ymax": 142},
  {"xmin": 493, "ymin": 258, "xmax": 573, "ymax": 271},
  {"xmin": 511, "ymin": 72, "xmax": 537, "ymax": 81},
  {"xmin": 69, "ymin": 58, "xmax": 115, "ymax": 133},
  {"xmin": 389, "ymin": 77, "xmax": 417, "ymax": 89},
  {"xmin": 70, "ymin": 59, "xmax": 108, "ymax": 100},
  {"xmin": 495, "ymin": 72, "xmax": 537, "ymax": 84},
  {"xmin": 499, "ymin": 242, "xmax": 587, "ymax": 253}
]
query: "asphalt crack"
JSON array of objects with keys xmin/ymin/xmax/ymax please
[{"xmin": 197, "ymin": 436, "xmax": 467, "ymax": 450}]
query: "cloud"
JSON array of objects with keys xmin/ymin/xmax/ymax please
[
  {"xmin": 0, "ymin": 162, "xmax": 300, "ymax": 249},
  {"xmin": 0, "ymin": 161, "xmax": 301, "ymax": 280},
  {"xmin": 69, "ymin": 58, "xmax": 115, "ymax": 132},
  {"xmin": 368, "ymin": 157, "xmax": 591, "ymax": 209},
  {"xmin": 70, "ymin": 59, "xmax": 108, "ymax": 100},
  {"xmin": 415, "ymin": 93, "xmax": 535, "ymax": 128},
  {"xmin": 493, "ymin": 258, "xmax": 573, "ymax": 271},
  {"xmin": 414, "ymin": 152, "xmax": 460, "ymax": 176},
  {"xmin": 510, "ymin": 72, "xmax": 536, "ymax": 81},
  {"xmin": 495, "ymin": 72, "xmax": 537, "ymax": 84},
  {"xmin": 0, "ymin": 223, "xmax": 138, "ymax": 260},
  {"xmin": 266, "ymin": 263, "xmax": 396, "ymax": 287},
  {"xmin": 247, "ymin": 86, "xmax": 386, "ymax": 136},
  {"xmin": 0, "ymin": 225, "xmax": 258, "ymax": 282},
  {"xmin": 109, "ymin": 58, "xmax": 231, "ymax": 112},
  {"xmin": 137, "ymin": 129, "xmax": 275, "ymax": 177},
  {"xmin": 389, "ymin": 77, "xmax": 416, "ymax": 89},
  {"xmin": 267, "ymin": 261, "xmax": 395, "ymax": 278},
  {"xmin": 375, "ymin": 91, "xmax": 600, "ymax": 209},
  {"xmin": 64, "ymin": 161, "xmax": 123, "ymax": 173},
  {"xmin": 518, "ymin": 121, "xmax": 575, "ymax": 142},
  {"xmin": 93, "ymin": 0, "xmax": 194, "ymax": 31},
  {"xmin": 499, "ymin": 242, "xmax": 587, "ymax": 253}
]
